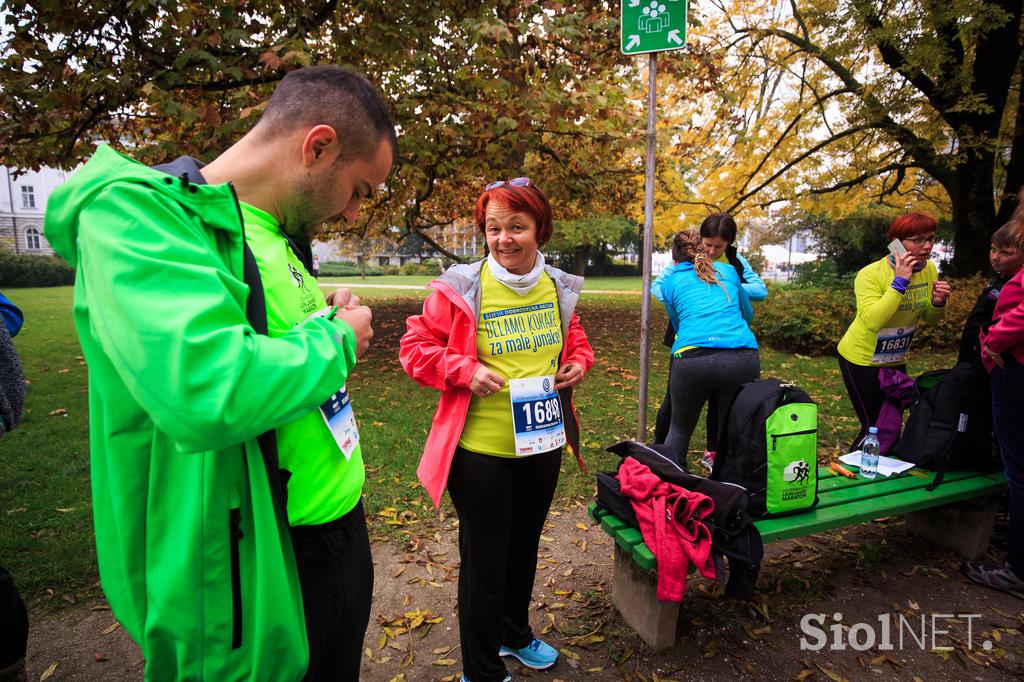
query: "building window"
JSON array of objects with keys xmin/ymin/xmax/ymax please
[
  {"xmin": 21, "ymin": 185, "xmax": 35, "ymax": 209},
  {"xmin": 378, "ymin": 256, "xmax": 389, "ymax": 266},
  {"xmin": 25, "ymin": 227, "xmax": 41, "ymax": 251}
]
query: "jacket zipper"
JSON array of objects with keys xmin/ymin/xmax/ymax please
[
  {"xmin": 229, "ymin": 507, "xmax": 243, "ymax": 650},
  {"xmin": 771, "ymin": 428, "xmax": 817, "ymax": 450}
]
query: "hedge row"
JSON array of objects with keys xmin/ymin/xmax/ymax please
[
  {"xmin": 0, "ymin": 252, "xmax": 76, "ymax": 287},
  {"xmin": 751, "ymin": 275, "xmax": 988, "ymax": 355},
  {"xmin": 316, "ymin": 260, "xmax": 444, "ymax": 277}
]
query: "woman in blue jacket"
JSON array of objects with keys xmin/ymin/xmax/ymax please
[
  {"xmin": 659, "ymin": 230, "xmax": 760, "ymax": 464},
  {"xmin": 652, "ymin": 214, "xmax": 765, "ymax": 467}
]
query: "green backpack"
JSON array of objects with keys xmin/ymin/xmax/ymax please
[{"xmin": 712, "ymin": 379, "xmax": 819, "ymax": 517}]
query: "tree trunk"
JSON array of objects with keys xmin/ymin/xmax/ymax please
[
  {"xmin": 573, "ymin": 246, "xmax": 590, "ymax": 277},
  {"xmin": 950, "ymin": 154, "xmax": 997, "ymax": 276},
  {"xmin": 996, "ymin": 81, "xmax": 1024, "ymax": 226}
]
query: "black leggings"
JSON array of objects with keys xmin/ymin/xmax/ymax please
[
  {"xmin": 0, "ymin": 565, "xmax": 28, "ymax": 668},
  {"xmin": 838, "ymin": 356, "xmax": 906, "ymax": 452},
  {"xmin": 447, "ymin": 447, "xmax": 561, "ymax": 682},
  {"xmin": 653, "ymin": 357, "xmax": 720, "ymax": 451},
  {"xmin": 664, "ymin": 349, "xmax": 760, "ymax": 464}
]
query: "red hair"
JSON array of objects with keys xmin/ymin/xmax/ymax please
[
  {"xmin": 475, "ymin": 183, "xmax": 554, "ymax": 246},
  {"xmin": 888, "ymin": 212, "xmax": 937, "ymax": 241}
]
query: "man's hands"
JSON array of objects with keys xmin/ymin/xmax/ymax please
[
  {"xmin": 333, "ymin": 306, "xmax": 373, "ymax": 358},
  {"xmin": 554, "ymin": 362, "xmax": 585, "ymax": 390},
  {"xmin": 325, "ymin": 288, "xmax": 360, "ymax": 308},
  {"xmin": 470, "ymin": 366, "xmax": 506, "ymax": 397},
  {"xmin": 325, "ymin": 288, "xmax": 372, "ymax": 358}
]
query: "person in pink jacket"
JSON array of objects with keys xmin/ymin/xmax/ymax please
[
  {"xmin": 964, "ymin": 197, "xmax": 1024, "ymax": 598},
  {"xmin": 400, "ymin": 178, "xmax": 593, "ymax": 682}
]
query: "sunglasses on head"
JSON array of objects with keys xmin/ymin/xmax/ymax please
[{"xmin": 485, "ymin": 177, "xmax": 531, "ymax": 191}]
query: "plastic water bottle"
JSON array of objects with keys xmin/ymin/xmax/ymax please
[{"xmin": 861, "ymin": 427, "xmax": 880, "ymax": 479}]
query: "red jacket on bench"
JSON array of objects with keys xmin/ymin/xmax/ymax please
[{"xmin": 618, "ymin": 457, "xmax": 716, "ymax": 602}]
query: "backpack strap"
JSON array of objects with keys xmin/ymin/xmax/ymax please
[{"xmin": 242, "ymin": 238, "xmax": 291, "ymax": 505}]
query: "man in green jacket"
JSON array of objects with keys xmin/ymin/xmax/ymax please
[{"xmin": 44, "ymin": 65, "xmax": 395, "ymax": 681}]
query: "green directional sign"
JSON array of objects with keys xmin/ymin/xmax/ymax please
[{"xmin": 621, "ymin": 0, "xmax": 687, "ymax": 55}]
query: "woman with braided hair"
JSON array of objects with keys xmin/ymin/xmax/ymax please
[{"xmin": 657, "ymin": 229, "xmax": 760, "ymax": 465}]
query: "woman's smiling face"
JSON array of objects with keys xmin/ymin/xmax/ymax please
[{"xmin": 485, "ymin": 202, "xmax": 539, "ymax": 275}]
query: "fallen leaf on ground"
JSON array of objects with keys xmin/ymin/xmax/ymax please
[{"xmin": 815, "ymin": 662, "xmax": 848, "ymax": 682}]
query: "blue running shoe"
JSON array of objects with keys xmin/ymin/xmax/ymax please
[{"xmin": 499, "ymin": 638, "xmax": 558, "ymax": 670}]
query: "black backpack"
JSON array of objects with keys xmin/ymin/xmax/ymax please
[
  {"xmin": 890, "ymin": 362, "xmax": 1001, "ymax": 488},
  {"xmin": 711, "ymin": 379, "xmax": 819, "ymax": 518}
]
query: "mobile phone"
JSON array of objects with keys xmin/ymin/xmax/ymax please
[{"xmin": 887, "ymin": 238, "xmax": 907, "ymax": 258}]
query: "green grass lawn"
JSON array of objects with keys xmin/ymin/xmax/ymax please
[{"xmin": 1, "ymin": 286, "xmax": 956, "ymax": 607}]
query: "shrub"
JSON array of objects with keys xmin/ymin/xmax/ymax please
[
  {"xmin": 790, "ymin": 259, "xmax": 856, "ymax": 289},
  {"xmin": 399, "ymin": 261, "xmax": 439, "ymax": 276},
  {"xmin": 316, "ymin": 261, "xmax": 384, "ymax": 277},
  {"xmin": 0, "ymin": 252, "xmax": 76, "ymax": 287},
  {"xmin": 751, "ymin": 276, "xmax": 986, "ymax": 356}
]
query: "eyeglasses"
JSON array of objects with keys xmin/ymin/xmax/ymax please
[
  {"xmin": 485, "ymin": 177, "xmax": 531, "ymax": 191},
  {"xmin": 904, "ymin": 235, "xmax": 936, "ymax": 246}
]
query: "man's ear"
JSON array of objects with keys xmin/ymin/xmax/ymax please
[{"xmin": 300, "ymin": 125, "xmax": 339, "ymax": 167}]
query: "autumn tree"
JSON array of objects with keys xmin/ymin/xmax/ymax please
[
  {"xmin": 659, "ymin": 0, "xmax": 1022, "ymax": 274},
  {"xmin": 1, "ymin": 1, "xmax": 723, "ymax": 267}
]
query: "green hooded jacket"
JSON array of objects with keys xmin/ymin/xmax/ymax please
[{"xmin": 44, "ymin": 145, "xmax": 360, "ymax": 681}]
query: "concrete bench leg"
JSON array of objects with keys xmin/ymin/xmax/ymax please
[
  {"xmin": 905, "ymin": 494, "xmax": 1001, "ymax": 560},
  {"xmin": 611, "ymin": 546, "xmax": 678, "ymax": 651}
]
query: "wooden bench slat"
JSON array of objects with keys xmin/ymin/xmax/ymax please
[
  {"xmin": 754, "ymin": 473, "xmax": 1006, "ymax": 544},
  {"xmin": 615, "ymin": 527, "xmax": 644, "ymax": 552},
  {"xmin": 816, "ymin": 467, "xmax": 979, "ymax": 495},
  {"xmin": 812, "ymin": 470, "xmax": 994, "ymax": 510},
  {"xmin": 588, "ymin": 469, "xmax": 1007, "ymax": 570}
]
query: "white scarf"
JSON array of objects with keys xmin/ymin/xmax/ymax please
[{"xmin": 487, "ymin": 252, "xmax": 546, "ymax": 296}]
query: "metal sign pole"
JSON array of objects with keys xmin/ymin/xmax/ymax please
[{"xmin": 637, "ymin": 52, "xmax": 657, "ymax": 442}]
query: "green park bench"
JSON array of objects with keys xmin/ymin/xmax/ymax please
[{"xmin": 588, "ymin": 464, "xmax": 1007, "ymax": 650}]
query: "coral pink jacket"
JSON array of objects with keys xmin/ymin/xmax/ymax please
[
  {"xmin": 399, "ymin": 262, "xmax": 595, "ymax": 507},
  {"xmin": 982, "ymin": 267, "xmax": 1024, "ymax": 372}
]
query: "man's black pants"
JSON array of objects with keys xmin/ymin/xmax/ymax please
[{"xmin": 291, "ymin": 500, "xmax": 373, "ymax": 682}]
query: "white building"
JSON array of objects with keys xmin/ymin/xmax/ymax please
[{"xmin": 1, "ymin": 165, "xmax": 71, "ymax": 255}]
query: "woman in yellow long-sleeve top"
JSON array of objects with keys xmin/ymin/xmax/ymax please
[{"xmin": 837, "ymin": 212, "xmax": 952, "ymax": 451}]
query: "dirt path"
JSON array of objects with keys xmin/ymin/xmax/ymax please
[{"xmin": 25, "ymin": 505, "xmax": 1024, "ymax": 681}]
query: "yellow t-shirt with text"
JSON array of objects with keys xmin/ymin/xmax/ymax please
[{"xmin": 458, "ymin": 264, "xmax": 563, "ymax": 457}]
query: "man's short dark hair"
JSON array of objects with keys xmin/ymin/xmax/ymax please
[{"xmin": 256, "ymin": 65, "xmax": 398, "ymax": 165}]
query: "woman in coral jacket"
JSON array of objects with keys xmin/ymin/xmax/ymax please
[
  {"xmin": 965, "ymin": 202, "xmax": 1024, "ymax": 598},
  {"xmin": 399, "ymin": 178, "xmax": 594, "ymax": 682}
]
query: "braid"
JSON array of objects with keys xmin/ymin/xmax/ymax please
[{"xmin": 672, "ymin": 229, "xmax": 729, "ymax": 299}]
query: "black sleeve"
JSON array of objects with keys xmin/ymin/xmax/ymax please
[{"xmin": 956, "ymin": 279, "xmax": 1002, "ymax": 363}]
